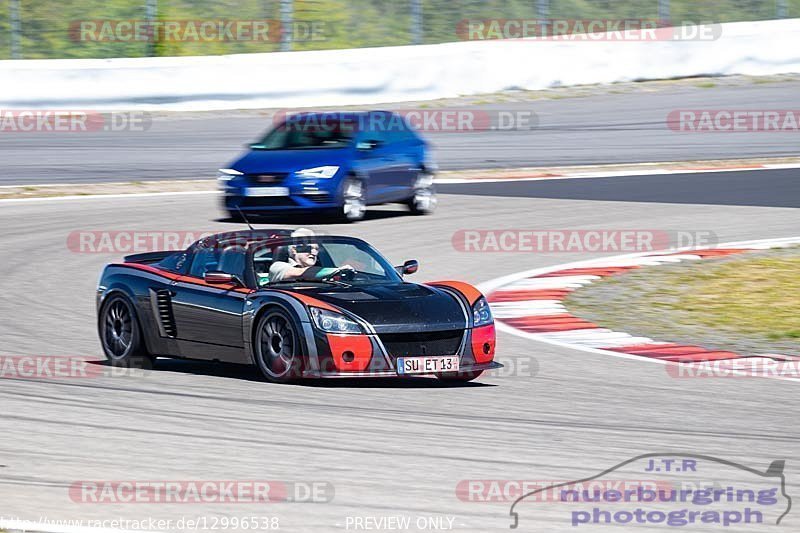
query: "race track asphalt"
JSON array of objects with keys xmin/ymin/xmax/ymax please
[
  {"xmin": 1, "ymin": 80, "xmax": 799, "ymax": 185},
  {"xmin": 0, "ymin": 170, "xmax": 799, "ymax": 531}
]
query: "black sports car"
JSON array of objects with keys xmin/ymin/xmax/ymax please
[{"xmin": 96, "ymin": 230, "xmax": 500, "ymax": 383}]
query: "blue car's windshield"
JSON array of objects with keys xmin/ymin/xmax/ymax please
[{"xmin": 251, "ymin": 119, "xmax": 356, "ymax": 150}]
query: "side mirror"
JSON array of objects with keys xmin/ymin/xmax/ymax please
[
  {"xmin": 356, "ymin": 139, "xmax": 382, "ymax": 151},
  {"xmin": 396, "ymin": 259, "xmax": 419, "ymax": 276},
  {"xmin": 205, "ymin": 270, "xmax": 236, "ymax": 284}
]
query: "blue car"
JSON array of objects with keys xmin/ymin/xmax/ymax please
[{"xmin": 218, "ymin": 111, "xmax": 437, "ymax": 222}]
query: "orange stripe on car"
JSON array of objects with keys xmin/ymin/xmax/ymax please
[
  {"xmin": 114, "ymin": 263, "xmax": 254, "ymax": 293},
  {"xmin": 272, "ymin": 290, "xmax": 341, "ymax": 312},
  {"xmin": 427, "ymin": 280, "xmax": 483, "ymax": 306}
]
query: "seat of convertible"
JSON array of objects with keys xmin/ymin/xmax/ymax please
[{"xmin": 255, "ymin": 246, "xmax": 289, "ymax": 286}]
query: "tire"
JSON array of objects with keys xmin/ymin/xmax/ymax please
[
  {"xmin": 340, "ymin": 177, "xmax": 367, "ymax": 222},
  {"xmin": 407, "ymin": 172, "xmax": 437, "ymax": 215},
  {"xmin": 99, "ymin": 294, "xmax": 153, "ymax": 369},
  {"xmin": 254, "ymin": 308, "xmax": 303, "ymax": 383},
  {"xmin": 436, "ymin": 370, "xmax": 484, "ymax": 383},
  {"xmin": 227, "ymin": 210, "xmax": 245, "ymax": 223}
]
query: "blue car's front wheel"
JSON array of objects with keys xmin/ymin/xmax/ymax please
[
  {"xmin": 341, "ymin": 177, "xmax": 367, "ymax": 222},
  {"xmin": 407, "ymin": 172, "xmax": 437, "ymax": 215}
]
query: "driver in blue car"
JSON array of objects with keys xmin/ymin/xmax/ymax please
[{"xmin": 269, "ymin": 228, "xmax": 353, "ymax": 283}]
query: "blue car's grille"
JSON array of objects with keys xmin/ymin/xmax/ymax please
[{"xmin": 248, "ymin": 172, "xmax": 289, "ymax": 184}]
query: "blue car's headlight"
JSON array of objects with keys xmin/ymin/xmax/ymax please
[
  {"xmin": 310, "ymin": 307, "xmax": 362, "ymax": 334},
  {"xmin": 472, "ymin": 296, "xmax": 493, "ymax": 327},
  {"xmin": 296, "ymin": 166, "xmax": 340, "ymax": 179},
  {"xmin": 218, "ymin": 168, "xmax": 243, "ymax": 187}
]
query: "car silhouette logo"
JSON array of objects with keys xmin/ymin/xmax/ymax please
[{"xmin": 509, "ymin": 453, "xmax": 792, "ymax": 529}]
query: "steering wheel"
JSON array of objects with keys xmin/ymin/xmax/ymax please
[{"xmin": 323, "ymin": 266, "xmax": 356, "ymax": 282}]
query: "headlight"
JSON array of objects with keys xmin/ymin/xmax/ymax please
[
  {"xmin": 296, "ymin": 166, "xmax": 340, "ymax": 179},
  {"xmin": 472, "ymin": 296, "xmax": 493, "ymax": 327},
  {"xmin": 217, "ymin": 168, "xmax": 243, "ymax": 183},
  {"xmin": 309, "ymin": 307, "xmax": 362, "ymax": 334}
]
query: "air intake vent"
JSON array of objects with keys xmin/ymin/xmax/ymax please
[
  {"xmin": 149, "ymin": 288, "xmax": 177, "ymax": 338},
  {"xmin": 379, "ymin": 330, "xmax": 464, "ymax": 358},
  {"xmin": 251, "ymin": 172, "xmax": 288, "ymax": 183}
]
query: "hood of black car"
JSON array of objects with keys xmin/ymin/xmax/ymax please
[{"xmin": 296, "ymin": 283, "xmax": 467, "ymax": 333}]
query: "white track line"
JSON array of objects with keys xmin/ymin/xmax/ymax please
[
  {"xmin": 479, "ymin": 236, "xmax": 800, "ymax": 382},
  {"xmin": 0, "ymin": 190, "xmax": 219, "ymax": 204},
  {"xmin": 3, "ymin": 161, "xmax": 797, "ymax": 203},
  {"xmin": 436, "ymin": 162, "xmax": 800, "ymax": 184}
]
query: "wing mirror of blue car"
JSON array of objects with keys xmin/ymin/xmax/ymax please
[
  {"xmin": 205, "ymin": 271, "xmax": 240, "ymax": 285},
  {"xmin": 396, "ymin": 259, "xmax": 419, "ymax": 276}
]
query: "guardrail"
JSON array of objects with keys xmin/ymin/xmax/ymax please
[{"xmin": 0, "ymin": 18, "xmax": 798, "ymax": 111}]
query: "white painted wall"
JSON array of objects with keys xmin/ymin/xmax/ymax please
[{"xmin": 0, "ymin": 19, "xmax": 798, "ymax": 111}]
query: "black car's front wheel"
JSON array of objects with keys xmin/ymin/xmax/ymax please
[
  {"xmin": 255, "ymin": 308, "xmax": 303, "ymax": 383},
  {"xmin": 99, "ymin": 294, "xmax": 152, "ymax": 368}
]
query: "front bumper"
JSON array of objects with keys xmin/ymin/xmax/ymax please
[
  {"xmin": 302, "ymin": 360, "xmax": 504, "ymax": 379},
  {"xmin": 222, "ymin": 174, "xmax": 343, "ymax": 213},
  {"xmin": 224, "ymin": 193, "xmax": 339, "ymax": 212}
]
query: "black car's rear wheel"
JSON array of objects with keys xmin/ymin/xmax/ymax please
[
  {"xmin": 255, "ymin": 308, "xmax": 303, "ymax": 383},
  {"xmin": 99, "ymin": 294, "xmax": 152, "ymax": 368},
  {"xmin": 436, "ymin": 370, "xmax": 483, "ymax": 383}
]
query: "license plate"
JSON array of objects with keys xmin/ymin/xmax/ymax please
[
  {"xmin": 397, "ymin": 355, "xmax": 459, "ymax": 375},
  {"xmin": 244, "ymin": 186, "xmax": 290, "ymax": 197}
]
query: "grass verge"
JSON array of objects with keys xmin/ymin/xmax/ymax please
[{"xmin": 566, "ymin": 246, "xmax": 800, "ymax": 355}]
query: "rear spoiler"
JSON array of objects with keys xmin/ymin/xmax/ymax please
[{"xmin": 124, "ymin": 251, "xmax": 173, "ymax": 264}]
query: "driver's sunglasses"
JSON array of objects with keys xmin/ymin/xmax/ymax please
[{"xmin": 295, "ymin": 244, "xmax": 318, "ymax": 254}]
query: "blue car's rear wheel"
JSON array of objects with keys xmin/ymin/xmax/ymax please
[{"xmin": 255, "ymin": 308, "xmax": 303, "ymax": 383}]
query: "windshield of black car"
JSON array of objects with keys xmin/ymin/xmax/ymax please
[
  {"xmin": 253, "ymin": 238, "xmax": 403, "ymax": 287},
  {"xmin": 250, "ymin": 119, "xmax": 357, "ymax": 150}
]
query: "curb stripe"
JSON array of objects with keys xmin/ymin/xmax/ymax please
[{"xmin": 479, "ymin": 236, "xmax": 800, "ymax": 381}]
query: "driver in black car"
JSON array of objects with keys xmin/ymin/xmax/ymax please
[{"xmin": 269, "ymin": 228, "xmax": 353, "ymax": 283}]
